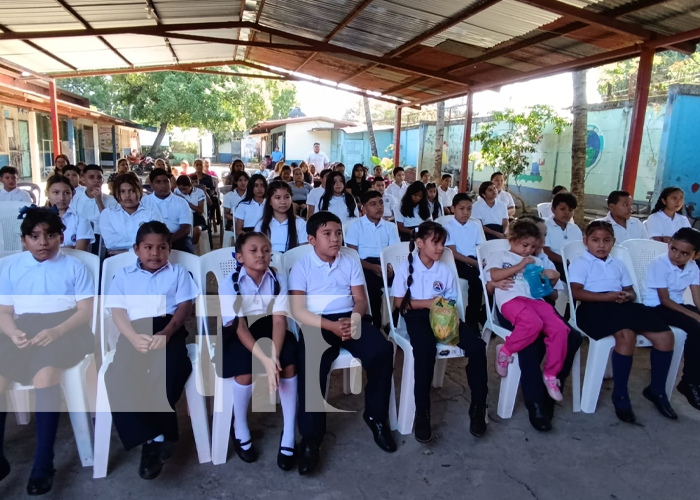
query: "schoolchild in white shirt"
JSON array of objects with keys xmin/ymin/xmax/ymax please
[
  {"xmin": 69, "ymin": 164, "xmax": 116, "ymax": 253},
  {"xmin": 142, "ymin": 168, "xmax": 194, "ymax": 253},
  {"xmin": 289, "ymin": 211, "xmax": 396, "ymax": 476},
  {"xmin": 438, "ymin": 174, "xmax": 457, "ymax": 214},
  {"xmin": 174, "ymin": 175, "xmax": 208, "ymax": 247},
  {"xmin": 539, "ymin": 186, "xmax": 568, "ymax": 219},
  {"xmin": 597, "ymin": 190, "xmax": 647, "ymax": 242},
  {"xmin": 643, "ymin": 228, "xmax": 700, "ymax": 411},
  {"xmin": 217, "ymin": 232, "xmax": 298, "ymax": 470},
  {"xmin": 234, "ymin": 174, "xmax": 267, "ymax": 237},
  {"xmin": 393, "ymin": 221, "xmax": 488, "ymax": 442},
  {"xmin": 46, "ymin": 175, "xmax": 94, "ymax": 251},
  {"xmin": 99, "ymin": 174, "xmax": 163, "ymax": 253},
  {"xmin": 0, "ymin": 166, "xmax": 32, "ymax": 203},
  {"xmin": 425, "ymin": 182, "xmax": 445, "ymax": 219},
  {"xmin": 472, "ymin": 181, "xmax": 509, "ymax": 240},
  {"xmin": 645, "ymin": 187, "xmax": 691, "ymax": 243},
  {"xmin": 544, "ymin": 192, "xmax": 583, "ymax": 279},
  {"xmin": 254, "ymin": 180, "xmax": 307, "ymax": 253},
  {"xmin": 305, "ymin": 169, "xmax": 330, "ymax": 220},
  {"xmin": 371, "ymin": 176, "xmax": 397, "ymax": 221},
  {"xmin": 0, "ymin": 208, "xmax": 94, "ymax": 494},
  {"xmin": 61, "ymin": 165, "xmax": 85, "ymax": 197},
  {"xmin": 317, "ymin": 171, "xmax": 359, "ymax": 225},
  {"xmin": 444, "ymin": 193, "xmax": 484, "ymax": 328},
  {"xmin": 386, "ymin": 167, "xmax": 408, "ymax": 202},
  {"xmin": 104, "ymin": 222, "xmax": 198, "ymax": 480},
  {"xmin": 223, "ymin": 171, "xmax": 249, "ymax": 231},
  {"xmin": 491, "ymin": 172, "xmax": 515, "ymax": 218},
  {"xmin": 345, "ymin": 190, "xmax": 400, "ymax": 329},
  {"xmin": 396, "ymin": 181, "xmax": 431, "ymax": 241},
  {"xmin": 569, "ymin": 220, "xmax": 676, "ymax": 423}
]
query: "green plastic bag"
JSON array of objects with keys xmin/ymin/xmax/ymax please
[{"xmin": 429, "ymin": 296, "xmax": 460, "ymax": 346}]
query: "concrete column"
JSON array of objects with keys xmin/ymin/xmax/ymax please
[
  {"xmin": 92, "ymin": 123, "xmax": 100, "ymax": 166},
  {"xmin": 111, "ymin": 125, "xmax": 118, "ymax": 167},
  {"xmin": 27, "ymin": 111, "xmax": 42, "ymax": 185},
  {"xmin": 67, "ymin": 118, "xmax": 76, "ymax": 163}
]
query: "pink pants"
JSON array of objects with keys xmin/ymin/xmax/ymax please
[{"xmin": 500, "ymin": 297, "xmax": 570, "ymax": 378}]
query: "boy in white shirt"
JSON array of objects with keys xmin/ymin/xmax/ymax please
[
  {"xmin": 544, "ymin": 192, "xmax": 583, "ymax": 280},
  {"xmin": 438, "ymin": 174, "xmax": 456, "ymax": 213},
  {"xmin": 386, "ymin": 167, "xmax": 408, "ymax": 202},
  {"xmin": 141, "ymin": 168, "xmax": 194, "ymax": 253},
  {"xmin": 289, "ymin": 211, "xmax": 396, "ymax": 476},
  {"xmin": 69, "ymin": 164, "xmax": 116, "ymax": 254},
  {"xmin": 0, "ymin": 166, "xmax": 31, "ymax": 203},
  {"xmin": 597, "ymin": 190, "xmax": 647, "ymax": 243},
  {"xmin": 371, "ymin": 176, "xmax": 397, "ymax": 221}
]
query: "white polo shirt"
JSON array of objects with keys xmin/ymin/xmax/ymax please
[
  {"xmin": 597, "ymin": 212, "xmax": 647, "ymax": 242},
  {"xmin": 99, "ymin": 203, "xmax": 163, "ymax": 250},
  {"xmin": 69, "ymin": 189, "xmax": 116, "ymax": 234},
  {"xmin": 320, "ymin": 195, "xmax": 359, "ymax": 224},
  {"xmin": 382, "ymin": 193, "xmax": 397, "ymax": 218},
  {"xmin": 438, "ymin": 186, "xmax": 456, "ymax": 208},
  {"xmin": 289, "ymin": 250, "xmax": 365, "ymax": 315},
  {"xmin": 61, "ymin": 209, "xmax": 95, "ymax": 247},
  {"xmin": 175, "ymin": 187, "xmax": 206, "ymax": 212},
  {"xmin": 472, "ymin": 198, "xmax": 509, "ymax": 226},
  {"xmin": 0, "ymin": 187, "xmax": 31, "ymax": 203},
  {"xmin": 643, "ymin": 254, "xmax": 699, "ymax": 307},
  {"xmin": 218, "ymin": 267, "xmax": 289, "ymax": 325},
  {"xmin": 141, "ymin": 192, "xmax": 192, "ymax": 234},
  {"xmin": 106, "ymin": 261, "xmax": 198, "ymax": 321},
  {"xmin": 395, "ymin": 205, "xmax": 429, "ymax": 229},
  {"xmin": 74, "ymin": 185, "xmax": 86, "ymax": 196},
  {"xmin": 234, "ymin": 199, "xmax": 265, "ymax": 228},
  {"xmin": 386, "ymin": 181, "xmax": 408, "ymax": 202},
  {"xmin": 544, "ymin": 216, "xmax": 583, "ymax": 256},
  {"xmin": 568, "ymin": 250, "xmax": 633, "ymax": 293},
  {"xmin": 645, "ymin": 211, "xmax": 691, "ymax": 239},
  {"xmin": 254, "ymin": 216, "xmax": 308, "ymax": 253},
  {"xmin": 0, "ymin": 250, "xmax": 93, "ymax": 315},
  {"xmin": 306, "ymin": 187, "xmax": 325, "ymax": 208},
  {"xmin": 393, "ymin": 255, "xmax": 458, "ymax": 302},
  {"xmin": 444, "ymin": 218, "xmax": 482, "ymax": 258},
  {"xmin": 222, "ymin": 189, "xmax": 246, "ymax": 214},
  {"xmin": 345, "ymin": 216, "xmax": 400, "ymax": 259},
  {"xmin": 305, "ymin": 151, "xmax": 329, "ymax": 172},
  {"xmin": 485, "ymin": 251, "xmax": 544, "ymax": 308},
  {"xmin": 497, "ymin": 190, "xmax": 515, "ymax": 209}
]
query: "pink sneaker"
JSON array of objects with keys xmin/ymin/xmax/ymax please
[
  {"xmin": 495, "ymin": 345, "xmax": 512, "ymax": 378},
  {"xmin": 543, "ymin": 375, "xmax": 563, "ymax": 401}
]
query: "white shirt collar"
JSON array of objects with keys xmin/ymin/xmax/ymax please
[
  {"xmin": 127, "ymin": 260, "xmax": 173, "ymax": 275},
  {"xmin": 21, "ymin": 249, "xmax": 64, "ymax": 267},
  {"xmin": 310, "ymin": 250, "xmax": 341, "ymax": 270},
  {"xmin": 582, "ymin": 250, "xmax": 612, "ymax": 264}
]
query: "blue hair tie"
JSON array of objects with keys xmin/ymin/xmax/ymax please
[{"xmin": 17, "ymin": 204, "xmax": 59, "ymax": 220}]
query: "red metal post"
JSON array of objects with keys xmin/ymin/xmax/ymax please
[
  {"xmin": 622, "ymin": 47, "xmax": 654, "ymax": 195},
  {"xmin": 49, "ymin": 80, "xmax": 61, "ymax": 157},
  {"xmin": 393, "ymin": 106, "xmax": 402, "ymax": 169},
  {"xmin": 460, "ymin": 91, "xmax": 474, "ymax": 193}
]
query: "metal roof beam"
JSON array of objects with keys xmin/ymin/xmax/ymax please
[
  {"xmin": 0, "ymin": 23, "xmax": 77, "ymax": 71},
  {"xmin": 145, "ymin": 0, "xmax": 179, "ymax": 63}
]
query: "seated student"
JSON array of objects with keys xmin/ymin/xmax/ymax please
[
  {"xmin": 643, "ymin": 228, "xmax": 700, "ymax": 411},
  {"xmin": 0, "ymin": 166, "xmax": 31, "ymax": 203},
  {"xmin": 279, "ymin": 165, "xmax": 293, "ymax": 184},
  {"xmin": 539, "ymin": 185, "xmax": 568, "ymax": 219},
  {"xmin": 100, "ymin": 174, "xmax": 163, "ymax": 252},
  {"xmin": 235, "ymin": 174, "xmax": 267, "ymax": 237},
  {"xmin": 289, "ymin": 168, "xmax": 312, "ymax": 216},
  {"xmin": 217, "ymin": 232, "xmax": 298, "ymax": 469},
  {"xmin": 346, "ymin": 163, "xmax": 371, "ymax": 198},
  {"xmin": 393, "ymin": 221, "xmax": 488, "ymax": 441},
  {"xmin": 61, "ymin": 165, "xmax": 85, "ymax": 196},
  {"xmin": 0, "ymin": 207, "xmax": 94, "ymax": 495},
  {"xmin": 69, "ymin": 164, "xmax": 116, "ymax": 253},
  {"xmin": 597, "ymin": 190, "xmax": 647, "ymax": 242},
  {"xmin": 53, "ymin": 154, "xmax": 70, "ymax": 174},
  {"xmin": 142, "ymin": 169, "xmax": 194, "ymax": 253},
  {"xmin": 305, "ymin": 169, "xmax": 330, "ymax": 220},
  {"xmin": 444, "ymin": 193, "xmax": 484, "ymax": 328},
  {"xmin": 570, "ymin": 220, "xmax": 677, "ymax": 423},
  {"xmin": 419, "ymin": 170, "xmax": 430, "ymax": 185},
  {"xmin": 544, "ymin": 192, "xmax": 583, "ymax": 278},
  {"xmin": 104, "ymin": 222, "xmax": 196, "ymax": 480},
  {"xmin": 175, "ymin": 175, "xmax": 208, "ymax": 246},
  {"xmin": 491, "ymin": 172, "xmax": 516, "ymax": 218},
  {"xmin": 386, "ymin": 167, "xmax": 408, "ymax": 202},
  {"xmin": 108, "ymin": 159, "xmax": 130, "ymax": 195},
  {"xmin": 425, "ymin": 182, "xmax": 444, "ymax": 219},
  {"xmin": 472, "ymin": 181, "xmax": 509, "ymax": 240},
  {"xmin": 646, "ymin": 187, "xmax": 691, "ymax": 243},
  {"xmin": 255, "ymin": 181, "xmax": 307, "ymax": 253},
  {"xmin": 437, "ymin": 174, "xmax": 456, "ymax": 214},
  {"xmin": 396, "ymin": 182, "xmax": 431, "ymax": 241},
  {"xmin": 289, "ymin": 212, "xmax": 396, "ymax": 476},
  {"xmin": 223, "ymin": 171, "xmax": 250, "ymax": 230},
  {"xmin": 345, "ymin": 190, "xmax": 400, "ymax": 329},
  {"xmin": 317, "ymin": 171, "xmax": 359, "ymax": 224},
  {"xmin": 46, "ymin": 175, "xmax": 95, "ymax": 252},
  {"xmin": 370, "ymin": 176, "xmax": 397, "ymax": 221}
]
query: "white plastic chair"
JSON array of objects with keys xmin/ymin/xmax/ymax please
[
  {"xmin": 537, "ymin": 202, "xmax": 552, "ymax": 219},
  {"xmin": 342, "ymin": 217, "xmax": 360, "ymax": 241},
  {"xmin": 1, "ymin": 248, "xmax": 100, "ymax": 467},
  {"xmin": 93, "ymin": 250, "xmax": 211, "ymax": 478},
  {"xmin": 561, "ymin": 241, "xmax": 686, "ymax": 413},
  {"xmin": 0, "ymin": 201, "xmax": 31, "ymax": 256},
  {"xmin": 18, "ymin": 182, "xmax": 41, "ymax": 205},
  {"xmin": 380, "ymin": 243, "xmax": 468, "ymax": 435}
]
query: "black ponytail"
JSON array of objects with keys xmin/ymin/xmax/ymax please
[
  {"xmin": 260, "ymin": 180, "xmax": 299, "ymax": 251},
  {"xmin": 399, "ymin": 229, "xmax": 417, "ymax": 315}
]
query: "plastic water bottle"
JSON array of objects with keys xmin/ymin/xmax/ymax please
[{"xmin": 524, "ymin": 264, "xmax": 553, "ymax": 299}]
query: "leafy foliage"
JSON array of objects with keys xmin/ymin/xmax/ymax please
[{"xmin": 470, "ymin": 105, "xmax": 569, "ymax": 183}]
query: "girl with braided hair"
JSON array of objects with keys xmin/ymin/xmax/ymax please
[
  {"xmin": 392, "ymin": 221, "xmax": 488, "ymax": 443},
  {"xmin": 217, "ymin": 232, "xmax": 298, "ymax": 470}
]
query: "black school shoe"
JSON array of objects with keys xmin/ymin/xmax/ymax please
[
  {"xmin": 277, "ymin": 432, "xmax": 296, "ymax": 471},
  {"xmin": 26, "ymin": 470, "xmax": 55, "ymax": 496},
  {"xmin": 233, "ymin": 438, "xmax": 258, "ymax": 463},
  {"xmin": 363, "ymin": 414, "xmax": 397, "ymax": 453},
  {"xmin": 643, "ymin": 386, "xmax": 678, "ymax": 420},
  {"xmin": 414, "ymin": 410, "xmax": 433, "ymax": 443},
  {"xmin": 297, "ymin": 438, "xmax": 320, "ymax": 476},
  {"xmin": 525, "ymin": 402, "xmax": 552, "ymax": 432},
  {"xmin": 0, "ymin": 457, "xmax": 9, "ymax": 482},
  {"xmin": 677, "ymin": 381, "xmax": 700, "ymax": 410},
  {"xmin": 612, "ymin": 396, "xmax": 636, "ymax": 424},
  {"xmin": 139, "ymin": 441, "xmax": 172, "ymax": 480},
  {"xmin": 468, "ymin": 403, "xmax": 487, "ymax": 438}
]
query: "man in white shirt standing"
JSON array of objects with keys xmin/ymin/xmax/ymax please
[
  {"xmin": 0, "ymin": 166, "xmax": 32, "ymax": 203},
  {"xmin": 491, "ymin": 172, "xmax": 516, "ymax": 217},
  {"xmin": 305, "ymin": 143, "xmax": 329, "ymax": 173}
]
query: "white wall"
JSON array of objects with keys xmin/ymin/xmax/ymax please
[{"xmin": 284, "ymin": 120, "xmax": 332, "ymax": 161}]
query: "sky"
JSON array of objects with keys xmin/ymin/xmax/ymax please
[{"xmin": 291, "ymin": 68, "xmax": 604, "ymax": 120}]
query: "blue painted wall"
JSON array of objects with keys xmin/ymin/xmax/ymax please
[
  {"xmin": 0, "ymin": 155, "xmax": 9, "ymax": 168},
  {"xmin": 219, "ymin": 153, "xmax": 233, "ymax": 163}
]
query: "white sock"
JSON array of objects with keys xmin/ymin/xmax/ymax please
[
  {"xmin": 232, "ymin": 379, "xmax": 253, "ymax": 450},
  {"xmin": 278, "ymin": 376, "xmax": 298, "ymax": 456},
  {"xmin": 153, "ymin": 434, "xmax": 165, "ymax": 443}
]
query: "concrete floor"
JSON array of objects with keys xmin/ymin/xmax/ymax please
[{"xmin": 2, "ymin": 339, "xmax": 699, "ymax": 500}]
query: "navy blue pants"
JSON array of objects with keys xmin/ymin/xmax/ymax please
[{"xmin": 653, "ymin": 304, "xmax": 700, "ymax": 385}]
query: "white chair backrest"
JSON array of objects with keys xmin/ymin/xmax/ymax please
[
  {"xmin": 62, "ymin": 248, "xmax": 100, "ymax": 334},
  {"xmin": 219, "ymin": 185, "xmax": 233, "ymax": 195},
  {"xmin": 99, "ymin": 251, "xmax": 138, "ymax": 357},
  {"xmin": 537, "ymin": 202, "xmax": 552, "ymax": 218},
  {"xmin": 475, "ymin": 239, "xmax": 511, "ymax": 324},
  {"xmin": 0, "ymin": 201, "xmax": 32, "ymax": 255},
  {"xmin": 435, "ymin": 215, "xmax": 454, "ymax": 225},
  {"xmin": 620, "ymin": 238, "xmax": 669, "ymax": 303},
  {"xmin": 18, "ymin": 183, "xmax": 40, "ymax": 204},
  {"xmin": 342, "ymin": 217, "xmax": 360, "ymax": 240}
]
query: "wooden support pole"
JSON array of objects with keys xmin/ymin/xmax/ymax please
[
  {"xmin": 622, "ymin": 47, "xmax": 654, "ymax": 196},
  {"xmin": 460, "ymin": 92, "xmax": 474, "ymax": 193},
  {"xmin": 49, "ymin": 81, "xmax": 61, "ymax": 158},
  {"xmin": 393, "ymin": 106, "xmax": 402, "ymax": 169}
]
